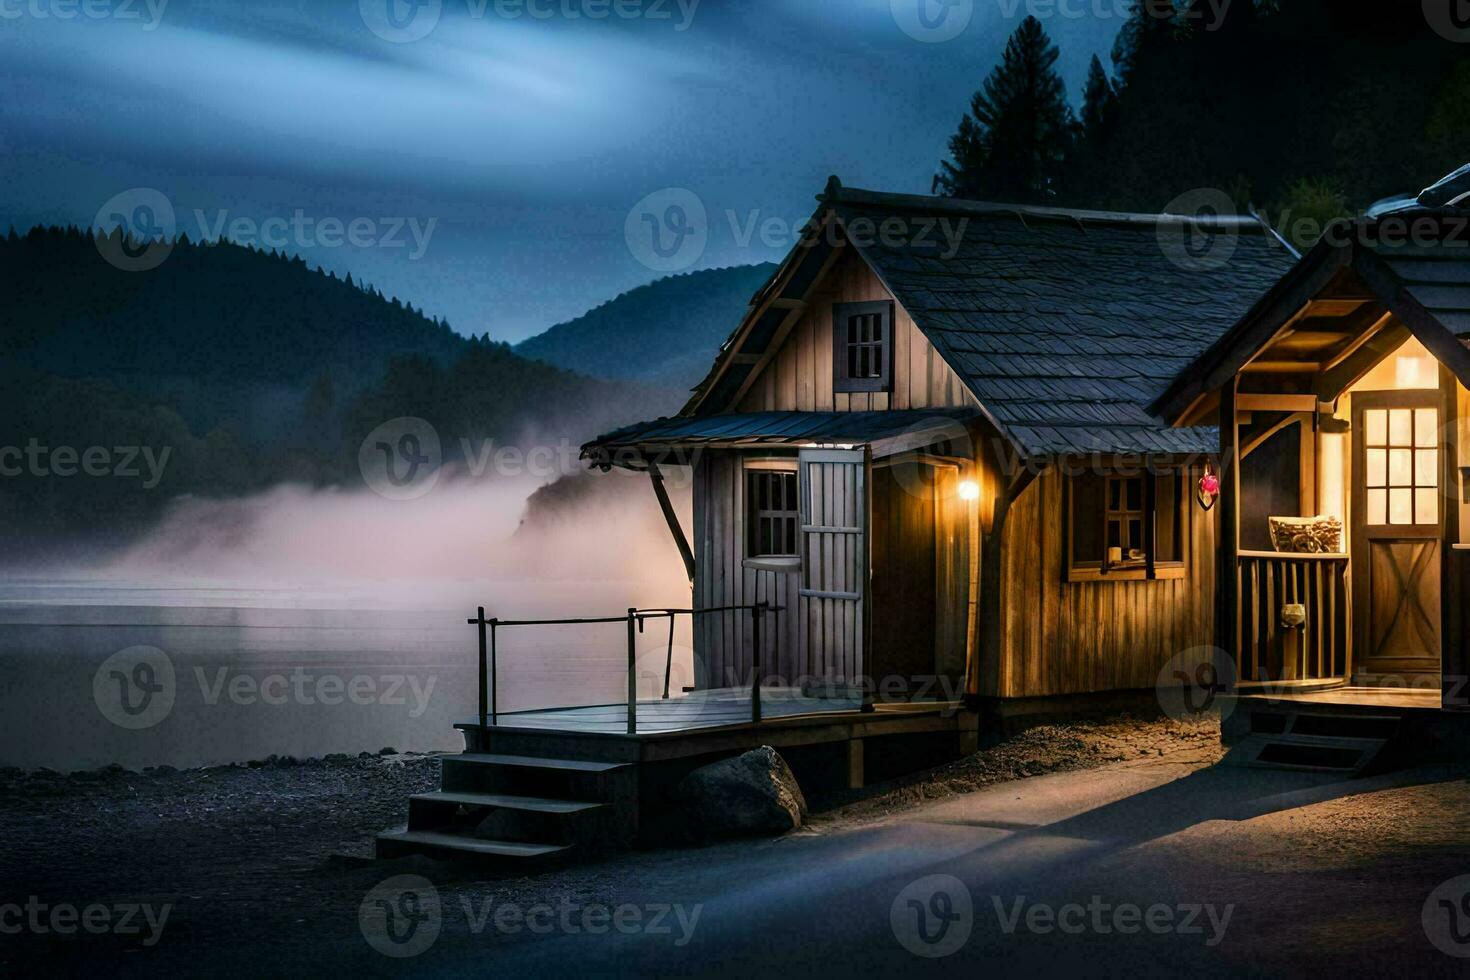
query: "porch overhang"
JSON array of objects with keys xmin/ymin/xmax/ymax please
[
  {"xmin": 1151, "ymin": 212, "xmax": 1470, "ymax": 425},
  {"xmin": 580, "ymin": 408, "xmax": 982, "ymax": 471}
]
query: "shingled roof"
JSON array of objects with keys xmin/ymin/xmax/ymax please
[
  {"xmin": 820, "ymin": 186, "xmax": 1295, "ymax": 456},
  {"xmin": 589, "ymin": 181, "xmax": 1298, "ymax": 462}
]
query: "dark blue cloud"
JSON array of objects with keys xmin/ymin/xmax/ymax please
[{"xmin": 0, "ymin": 0, "xmax": 1123, "ymax": 342}]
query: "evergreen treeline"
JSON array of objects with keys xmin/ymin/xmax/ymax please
[{"xmin": 936, "ymin": 1, "xmax": 1470, "ymax": 247}]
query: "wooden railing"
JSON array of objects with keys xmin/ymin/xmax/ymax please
[
  {"xmin": 1236, "ymin": 551, "xmax": 1350, "ymax": 683},
  {"xmin": 466, "ymin": 603, "xmax": 776, "ymax": 733}
]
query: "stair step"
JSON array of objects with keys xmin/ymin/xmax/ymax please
[
  {"xmin": 410, "ymin": 791, "xmax": 604, "ymax": 814},
  {"xmin": 451, "ymin": 753, "xmax": 630, "ymax": 773},
  {"xmin": 1257, "ymin": 732, "xmax": 1389, "ymax": 751},
  {"xmin": 376, "ymin": 828, "xmax": 572, "ymax": 860}
]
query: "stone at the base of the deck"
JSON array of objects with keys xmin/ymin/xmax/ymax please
[{"xmin": 676, "ymin": 746, "xmax": 808, "ymax": 838}]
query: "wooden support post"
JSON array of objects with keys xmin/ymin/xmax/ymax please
[
  {"xmin": 1219, "ymin": 378, "xmax": 1241, "ymax": 664},
  {"xmin": 649, "ymin": 463, "xmax": 696, "ymax": 585},
  {"xmin": 846, "ymin": 738, "xmax": 864, "ymax": 790},
  {"xmin": 973, "ymin": 464, "xmax": 1039, "ymax": 700},
  {"xmin": 626, "ymin": 608, "xmax": 638, "ymax": 735},
  {"xmin": 473, "ymin": 606, "xmax": 487, "ymax": 729},
  {"xmin": 751, "ymin": 602, "xmax": 764, "ymax": 724},
  {"xmin": 1441, "ymin": 364, "xmax": 1464, "ymax": 709}
]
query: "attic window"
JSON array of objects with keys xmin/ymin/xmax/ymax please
[
  {"xmin": 833, "ymin": 301, "xmax": 893, "ymax": 393},
  {"xmin": 1066, "ymin": 469, "xmax": 1186, "ymax": 582}
]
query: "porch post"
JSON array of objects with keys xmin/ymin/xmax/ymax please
[
  {"xmin": 1440, "ymin": 364, "xmax": 1465, "ymax": 709},
  {"xmin": 1218, "ymin": 378, "xmax": 1240, "ymax": 666}
]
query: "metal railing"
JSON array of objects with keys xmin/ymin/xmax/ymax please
[{"xmin": 467, "ymin": 602, "xmax": 778, "ymax": 734}]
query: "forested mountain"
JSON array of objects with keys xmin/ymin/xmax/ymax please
[{"xmin": 515, "ymin": 264, "xmax": 776, "ymax": 389}]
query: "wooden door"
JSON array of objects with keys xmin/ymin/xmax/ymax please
[
  {"xmin": 799, "ymin": 449, "xmax": 867, "ymax": 690},
  {"xmin": 870, "ymin": 462, "xmax": 939, "ymax": 698},
  {"xmin": 1351, "ymin": 391, "xmax": 1443, "ymax": 682}
]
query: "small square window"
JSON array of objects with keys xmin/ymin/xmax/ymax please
[
  {"xmin": 833, "ymin": 301, "xmax": 893, "ymax": 393},
  {"xmin": 746, "ymin": 469, "xmax": 799, "ymax": 558}
]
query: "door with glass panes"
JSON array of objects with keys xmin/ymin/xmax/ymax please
[{"xmin": 1350, "ymin": 390, "xmax": 1443, "ymax": 681}]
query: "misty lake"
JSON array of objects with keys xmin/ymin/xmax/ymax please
[{"xmin": 0, "ymin": 577, "xmax": 694, "ymax": 771}]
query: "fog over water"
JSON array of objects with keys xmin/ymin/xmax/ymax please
[{"xmin": 0, "ymin": 471, "xmax": 693, "ymax": 770}]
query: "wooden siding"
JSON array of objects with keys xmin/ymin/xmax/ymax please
[
  {"xmin": 736, "ymin": 249, "xmax": 977, "ymax": 413},
  {"xmin": 990, "ymin": 466, "xmax": 1217, "ymax": 698}
]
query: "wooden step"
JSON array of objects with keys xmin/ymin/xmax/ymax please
[
  {"xmin": 1223, "ymin": 731, "xmax": 1388, "ymax": 773},
  {"xmin": 375, "ymin": 828, "xmax": 572, "ymax": 862},
  {"xmin": 409, "ymin": 791, "xmax": 604, "ymax": 815}
]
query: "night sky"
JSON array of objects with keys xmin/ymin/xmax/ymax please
[{"xmin": 1, "ymin": 0, "xmax": 1121, "ymax": 342}]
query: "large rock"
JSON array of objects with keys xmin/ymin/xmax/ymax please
[{"xmin": 677, "ymin": 746, "xmax": 807, "ymax": 838}]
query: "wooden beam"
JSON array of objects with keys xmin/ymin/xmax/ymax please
[
  {"xmin": 1440, "ymin": 362, "xmax": 1463, "ymax": 710},
  {"xmin": 1241, "ymin": 360, "xmax": 1322, "ymax": 374},
  {"xmin": 1354, "ymin": 249, "xmax": 1470, "ymax": 392},
  {"xmin": 1218, "ymin": 378, "xmax": 1240, "ymax": 662},
  {"xmin": 1313, "ymin": 322, "xmax": 1412, "ymax": 401},
  {"xmin": 1234, "ymin": 394, "xmax": 1320, "ymax": 413},
  {"xmin": 1303, "ymin": 298, "xmax": 1369, "ymax": 317},
  {"xmin": 648, "ymin": 463, "xmax": 696, "ymax": 586},
  {"xmin": 725, "ymin": 243, "xmax": 844, "ymax": 410},
  {"xmin": 1319, "ymin": 309, "xmax": 1394, "ymax": 372}
]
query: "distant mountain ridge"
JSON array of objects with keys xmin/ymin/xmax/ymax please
[{"xmin": 515, "ymin": 264, "xmax": 777, "ymax": 389}]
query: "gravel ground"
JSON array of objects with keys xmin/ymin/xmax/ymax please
[{"xmin": 0, "ymin": 715, "xmax": 1222, "ymax": 973}]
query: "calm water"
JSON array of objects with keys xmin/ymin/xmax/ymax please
[{"xmin": 0, "ymin": 578, "xmax": 693, "ymax": 770}]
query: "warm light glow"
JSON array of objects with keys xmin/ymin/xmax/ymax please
[
  {"xmin": 958, "ymin": 480, "xmax": 981, "ymax": 501},
  {"xmin": 1319, "ymin": 431, "xmax": 1347, "ymax": 526},
  {"xmin": 1396, "ymin": 354, "xmax": 1436, "ymax": 389}
]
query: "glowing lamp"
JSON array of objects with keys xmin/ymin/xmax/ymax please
[{"xmin": 958, "ymin": 480, "xmax": 981, "ymax": 502}]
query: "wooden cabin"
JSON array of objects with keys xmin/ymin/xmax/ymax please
[{"xmin": 583, "ymin": 177, "xmax": 1295, "ymax": 723}]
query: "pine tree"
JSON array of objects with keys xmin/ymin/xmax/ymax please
[
  {"xmin": 1112, "ymin": 0, "xmax": 1178, "ymax": 83},
  {"xmin": 934, "ymin": 16, "xmax": 1075, "ymax": 203},
  {"xmin": 1079, "ymin": 55, "xmax": 1119, "ymax": 145}
]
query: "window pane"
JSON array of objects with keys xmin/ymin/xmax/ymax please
[
  {"xmin": 1366, "ymin": 448, "xmax": 1386, "ymax": 488},
  {"xmin": 1389, "ymin": 448, "xmax": 1413, "ymax": 486},
  {"xmin": 1367, "ymin": 488, "xmax": 1387, "ymax": 525},
  {"xmin": 1126, "ymin": 479, "xmax": 1142, "ymax": 510},
  {"xmin": 1416, "ymin": 408, "xmax": 1438, "ymax": 448},
  {"xmin": 1366, "ymin": 409, "xmax": 1387, "ymax": 446},
  {"xmin": 1071, "ymin": 473, "xmax": 1104, "ymax": 564},
  {"xmin": 1389, "ymin": 487, "xmax": 1413, "ymax": 525},
  {"xmin": 1416, "ymin": 449, "xmax": 1438, "ymax": 488},
  {"xmin": 847, "ymin": 317, "xmax": 858, "ymax": 345},
  {"xmin": 1389, "ymin": 409, "xmax": 1413, "ymax": 446},
  {"xmin": 1108, "ymin": 480, "xmax": 1121, "ymax": 510},
  {"xmin": 1415, "ymin": 488, "xmax": 1438, "ymax": 525}
]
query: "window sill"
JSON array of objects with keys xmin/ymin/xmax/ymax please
[
  {"xmin": 743, "ymin": 557, "xmax": 801, "ymax": 573},
  {"xmin": 1066, "ymin": 563, "xmax": 1185, "ymax": 583}
]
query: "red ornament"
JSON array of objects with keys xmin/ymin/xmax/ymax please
[{"xmin": 1197, "ymin": 466, "xmax": 1220, "ymax": 511}]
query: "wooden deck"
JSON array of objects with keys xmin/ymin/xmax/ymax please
[
  {"xmin": 488, "ymin": 687, "xmax": 864, "ymax": 735},
  {"xmin": 1232, "ymin": 684, "xmax": 1443, "ymax": 711}
]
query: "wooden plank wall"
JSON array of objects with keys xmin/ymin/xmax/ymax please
[
  {"xmin": 737, "ymin": 249, "xmax": 977, "ymax": 413},
  {"xmin": 800, "ymin": 455, "xmax": 865, "ymax": 686},
  {"xmin": 692, "ymin": 452, "xmax": 805, "ymax": 689},
  {"xmin": 989, "ymin": 466, "xmax": 1217, "ymax": 698}
]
